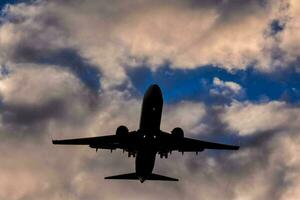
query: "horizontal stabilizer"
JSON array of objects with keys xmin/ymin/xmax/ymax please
[
  {"xmin": 148, "ymin": 173, "xmax": 178, "ymax": 181},
  {"xmin": 105, "ymin": 173, "xmax": 138, "ymax": 180},
  {"xmin": 105, "ymin": 173, "xmax": 178, "ymax": 182}
]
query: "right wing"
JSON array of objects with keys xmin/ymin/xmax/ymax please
[
  {"xmin": 181, "ymin": 137, "xmax": 239, "ymax": 151},
  {"xmin": 171, "ymin": 137, "xmax": 239, "ymax": 152}
]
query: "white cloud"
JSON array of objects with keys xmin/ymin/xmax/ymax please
[
  {"xmin": 0, "ymin": 64, "xmax": 83, "ymax": 105},
  {"xmin": 222, "ymin": 101, "xmax": 300, "ymax": 136},
  {"xmin": 1, "ymin": 0, "xmax": 300, "ymax": 88},
  {"xmin": 278, "ymin": 0, "xmax": 300, "ymax": 66},
  {"xmin": 212, "ymin": 77, "xmax": 242, "ymax": 96},
  {"xmin": 161, "ymin": 101, "xmax": 206, "ymax": 135}
]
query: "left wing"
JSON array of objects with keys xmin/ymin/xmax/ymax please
[
  {"xmin": 174, "ymin": 137, "xmax": 239, "ymax": 152},
  {"xmin": 52, "ymin": 135, "xmax": 122, "ymax": 150}
]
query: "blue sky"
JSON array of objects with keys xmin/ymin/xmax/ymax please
[
  {"xmin": 128, "ymin": 65, "xmax": 300, "ymax": 104},
  {"xmin": 0, "ymin": 0, "xmax": 23, "ymax": 9}
]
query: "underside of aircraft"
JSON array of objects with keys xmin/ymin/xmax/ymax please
[{"xmin": 53, "ymin": 84, "xmax": 239, "ymax": 182}]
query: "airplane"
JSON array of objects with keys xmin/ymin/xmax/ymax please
[{"xmin": 52, "ymin": 84, "xmax": 239, "ymax": 182}]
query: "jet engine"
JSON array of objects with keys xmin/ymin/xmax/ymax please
[
  {"xmin": 116, "ymin": 125, "xmax": 129, "ymax": 136},
  {"xmin": 171, "ymin": 127, "xmax": 184, "ymax": 138}
]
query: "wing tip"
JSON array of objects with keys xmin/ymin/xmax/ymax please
[{"xmin": 234, "ymin": 145, "xmax": 240, "ymax": 150}]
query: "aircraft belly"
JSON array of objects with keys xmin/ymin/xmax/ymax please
[{"xmin": 135, "ymin": 151, "xmax": 156, "ymax": 178}]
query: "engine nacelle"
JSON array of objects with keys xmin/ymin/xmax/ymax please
[
  {"xmin": 171, "ymin": 127, "xmax": 184, "ymax": 138},
  {"xmin": 116, "ymin": 125, "xmax": 129, "ymax": 136}
]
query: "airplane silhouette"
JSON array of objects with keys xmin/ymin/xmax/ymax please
[{"xmin": 53, "ymin": 84, "xmax": 239, "ymax": 182}]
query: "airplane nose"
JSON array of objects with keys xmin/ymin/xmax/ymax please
[
  {"xmin": 151, "ymin": 84, "xmax": 160, "ymax": 91},
  {"xmin": 143, "ymin": 84, "xmax": 163, "ymax": 106},
  {"xmin": 150, "ymin": 84, "xmax": 162, "ymax": 95},
  {"xmin": 151, "ymin": 84, "xmax": 159, "ymax": 89}
]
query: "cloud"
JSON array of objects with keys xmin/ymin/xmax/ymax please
[
  {"xmin": 278, "ymin": 0, "xmax": 300, "ymax": 66},
  {"xmin": 2, "ymin": 72, "xmax": 300, "ymax": 200},
  {"xmin": 210, "ymin": 77, "xmax": 243, "ymax": 100},
  {"xmin": 0, "ymin": 64, "xmax": 100, "ymax": 138},
  {"xmin": 1, "ymin": 0, "xmax": 300, "ymax": 89},
  {"xmin": 213, "ymin": 77, "xmax": 242, "ymax": 94},
  {"xmin": 0, "ymin": 1, "xmax": 300, "ymax": 200},
  {"xmin": 161, "ymin": 101, "xmax": 206, "ymax": 135},
  {"xmin": 1, "ymin": 79, "xmax": 300, "ymax": 200},
  {"xmin": 0, "ymin": 64, "xmax": 81, "ymax": 105},
  {"xmin": 221, "ymin": 101, "xmax": 300, "ymax": 136}
]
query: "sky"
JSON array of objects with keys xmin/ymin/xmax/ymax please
[{"xmin": 0, "ymin": 0, "xmax": 300, "ymax": 200}]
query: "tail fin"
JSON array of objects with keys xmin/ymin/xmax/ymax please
[{"xmin": 105, "ymin": 173, "xmax": 178, "ymax": 182}]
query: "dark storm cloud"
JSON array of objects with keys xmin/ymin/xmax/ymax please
[
  {"xmin": 188, "ymin": 0, "xmax": 268, "ymax": 19},
  {"xmin": 1, "ymin": 2, "xmax": 101, "ymax": 90},
  {"xmin": 2, "ymin": 99, "xmax": 65, "ymax": 125},
  {"xmin": 0, "ymin": 91, "xmax": 100, "ymax": 138},
  {"xmin": 0, "ymin": 102, "xmax": 66, "ymax": 140},
  {"xmin": 12, "ymin": 47, "xmax": 101, "ymax": 91},
  {"xmin": 5, "ymin": 6, "xmax": 101, "ymax": 91}
]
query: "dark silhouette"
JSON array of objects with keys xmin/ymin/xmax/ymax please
[{"xmin": 53, "ymin": 84, "xmax": 239, "ymax": 182}]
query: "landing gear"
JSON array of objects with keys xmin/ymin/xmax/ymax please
[
  {"xmin": 159, "ymin": 152, "xmax": 168, "ymax": 159},
  {"xmin": 128, "ymin": 152, "xmax": 136, "ymax": 157}
]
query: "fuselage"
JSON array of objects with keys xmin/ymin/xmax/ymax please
[
  {"xmin": 136, "ymin": 84, "xmax": 163, "ymax": 182},
  {"xmin": 139, "ymin": 84, "xmax": 163, "ymax": 131}
]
